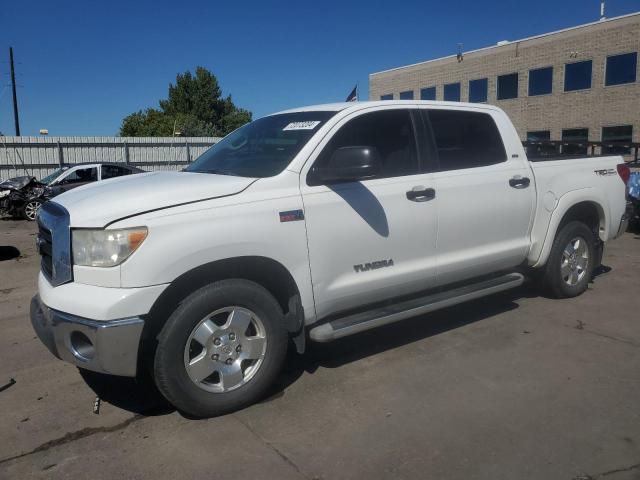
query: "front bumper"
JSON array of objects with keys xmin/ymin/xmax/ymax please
[{"xmin": 30, "ymin": 294, "xmax": 144, "ymax": 377}]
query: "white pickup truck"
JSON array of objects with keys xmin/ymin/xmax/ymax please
[{"xmin": 30, "ymin": 101, "xmax": 630, "ymax": 417}]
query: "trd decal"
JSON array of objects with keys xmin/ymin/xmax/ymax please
[
  {"xmin": 354, "ymin": 259, "xmax": 394, "ymax": 273},
  {"xmin": 279, "ymin": 209, "xmax": 305, "ymax": 222},
  {"xmin": 594, "ymin": 168, "xmax": 616, "ymax": 176}
]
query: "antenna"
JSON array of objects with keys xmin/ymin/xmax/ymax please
[
  {"xmin": 600, "ymin": 0, "xmax": 606, "ymax": 20},
  {"xmin": 456, "ymin": 43, "xmax": 463, "ymax": 63}
]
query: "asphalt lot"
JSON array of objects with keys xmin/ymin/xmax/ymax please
[{"xmin": 1, "ymin": 218, "xmax": 639, "ymax": 480}]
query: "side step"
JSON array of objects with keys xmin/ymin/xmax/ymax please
[{"xmin": 309, "ymin": 272, "xmax": 524, "ymax": 342}]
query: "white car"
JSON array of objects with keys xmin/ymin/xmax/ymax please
[{"xmin": 30, "ymin": 101, "xmax": 629, "ymax": 417}]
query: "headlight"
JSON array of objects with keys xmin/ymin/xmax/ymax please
[
  {"xmin": 72, "ymin": 227, "xmax": 148, "ymax": 267},
  {"xmin": 0, "ymin": 190, "xmax": 9, "ymax": 198}
]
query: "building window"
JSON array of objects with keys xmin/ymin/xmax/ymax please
[
  {"xmin": 602, "ymin": 125, "xmax": 633, "ymax": 154},
  {"xmin": 529, "ymin": 67, "xmax": 553, "ymax": 96},
  {"xmin": 443, "ymin": 82, "xmax": 461, "ymax": 101},
  {"xmin": 526, "ymin": 130, "xmax": 557, "ymax": 157},
  {"xmin": 497, "ymin": 73, "xmax": 518, "ymax": 100},
  {"xmin": 468, "ymin": 78, "xmax": 488, "ymax": 102},
  {"xmin": 605, "ymin": 52, "xmax": 637, "ymax": 86},
  {"xmin": 564, "ymin": 60, "xmax": 592, "ymax": 91},
  {"xmin": 420, "ymin": 87, "xmax": 436, "ymax": 100},
  {"xmin": 562, "ymin": 128, "xmax": 589, "ymax": 155},
  {"xmin": 399, "ymin": 90, "xmax": 414, "ymax": 100},
  {"xmin": 380, "ymin": 94, "xmax": 393, "ymax": 100}
]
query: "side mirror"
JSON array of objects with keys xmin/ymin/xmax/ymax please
[{"xmin": 315, "ymin": 146, "xmax": 382, "ymax": 183}]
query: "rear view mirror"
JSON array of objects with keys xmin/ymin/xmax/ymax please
[{"xmin": 315, "ymin": 146, "xmax": 382, "ymax": 183}]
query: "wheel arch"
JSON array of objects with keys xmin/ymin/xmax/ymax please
[
  {"xmin": 139, "ymin": 256, "xmax": 306, "ymax": 372},
  {"xmin": 531, "ymin": 192, "xmax": 607, "ymax": 268}
]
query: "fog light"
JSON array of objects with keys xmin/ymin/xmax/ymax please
[{"xmin": 70, "ymin": 331, "xmax": 95, "ymax": 361}]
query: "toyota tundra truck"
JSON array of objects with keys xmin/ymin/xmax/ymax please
[{"xmin": 30, "ymin": 101, "xmax": 630, "ymax": 417}]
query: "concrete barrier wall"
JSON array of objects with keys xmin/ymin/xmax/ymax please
[{"xmin": 0, "ymin": 136, "xmax": 220, "ymax": 181}]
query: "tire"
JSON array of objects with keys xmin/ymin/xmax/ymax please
[
  {"xmin": 154, "ymin": 279, "xmax": 288, "ymax": 417},
  {"xmin": 22, "ymin": 199, "xmax": 42, "ymax": 221},
  {"xmin": 540, "ymin": 221, "xmax": 596, "ymax": 298}
]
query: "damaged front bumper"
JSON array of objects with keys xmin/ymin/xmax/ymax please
[{"xmin": 30, "ymin": 295, "xmax": 144, "ymax": 377}]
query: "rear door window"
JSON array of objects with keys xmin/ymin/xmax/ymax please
[
  {"xmin": 426, "ymin": 110, "xmax": 507, "ymax": 171},
  {"xmin": 102, "ymin": 165, "xmax": 131, "ymax": 179}
]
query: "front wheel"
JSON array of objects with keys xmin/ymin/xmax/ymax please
[
  {"xmin": 153, "ymin": 279, "xmax": 288, "ymax": 417},
  {"xmin": 540, "ymin": 221, "xmax": 596, "ymax": 298},
  {"xmin": 22, "ymin": 199, "xmax": 42, "ymax": 221}
]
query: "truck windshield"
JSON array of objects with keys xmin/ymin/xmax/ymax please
[{"xmin": 186, "ymin": 111, "xmax": 337, "ymax": 178}]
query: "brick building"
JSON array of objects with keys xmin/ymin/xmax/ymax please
[{"xmin": 369, "ymin": 13, "xmax": 639, "ymax": 153}]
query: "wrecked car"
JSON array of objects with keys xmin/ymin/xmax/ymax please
[
  {"xmin": 0, "ymin": 175, "xmax": 47, "ymax": 221},
  {"xmin": 0, "ymin": 163, "xmax": 145, "ymax": 220}
]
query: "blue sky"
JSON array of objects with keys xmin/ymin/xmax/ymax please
[{"xmin": 1, "ymin": 0, "xmax": 638, "ymax": 136}]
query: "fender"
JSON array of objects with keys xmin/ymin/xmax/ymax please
[
  {"xmin": 142, "ymin": 256, "xmax": 308, "ymax": 357},
  {"xmin": 529, "ymin": 188, "xmax": 609, "ymax": 268}
]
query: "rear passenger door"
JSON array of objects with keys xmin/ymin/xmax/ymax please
[
  {"xmin": 301, "ymin": 108, "xmax": 438, "ymax": 320},
  {"xmin": 423, "ymin": 108, "xmax": 535, "ymax": 286}
]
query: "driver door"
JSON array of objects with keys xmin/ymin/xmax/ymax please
[{"xmin": 300, "ymin": 108, "xmax": 438, "ymax": 320}]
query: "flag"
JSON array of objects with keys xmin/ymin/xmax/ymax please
[{"xmin": 346, "ymin": 85, "xmax": 358, "ymax": 102}]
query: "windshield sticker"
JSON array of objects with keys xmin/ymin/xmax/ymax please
[{"xmin": 283, "ymin": 121, "xmax": 321, "ymax": 131}]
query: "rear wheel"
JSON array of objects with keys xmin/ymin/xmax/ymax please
[
  {"xmin": 540, "ymin": 221, "xmax": 596, "ymax": 298},
  {"xmin": 22, "ymin": 199, "xmax": 42, "ymax": 221},
  {"xmin": 153, "ymin": 279, "xmax": 288, "ymax": 417}
]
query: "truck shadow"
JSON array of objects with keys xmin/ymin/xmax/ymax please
[
  {"xmin": 0, "ymin": 246, "xmax": 21, "ymax": 261},
  {"xmin": 264, "ymin": 283, "xmax": 540, "ymax": 403},
  {"xmin": 77, "ymin": 282, "xmax": 552, "ymax": 417}
]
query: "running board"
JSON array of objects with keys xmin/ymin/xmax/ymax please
[{"xmin": 309, "ymin": 272, "xmax": 524, "ymax": 342}]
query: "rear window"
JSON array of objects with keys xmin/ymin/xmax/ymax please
[{"xmin": 427, "ymin": 110, "xmax": 507, "ymax": 171}]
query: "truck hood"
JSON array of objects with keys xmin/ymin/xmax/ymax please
[{"xmin": 53, "ymin": 171, "xmax": 256, "ymax": 227}]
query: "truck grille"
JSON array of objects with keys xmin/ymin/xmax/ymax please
[
  {"xmin": 36, "ymin": 202, "xmax": 72, "ymax": 286},
  {"xmin": 37, "ymin": 223, "xmax": 54, "ymax": 280}
]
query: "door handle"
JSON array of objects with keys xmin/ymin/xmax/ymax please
[
  {"xmin": 509, "ymin": 176, "xmax": 530, "ymax": 189},
  {"xmin": 406, "ymin": 186, "xmax": 436, "ymax": 202}
]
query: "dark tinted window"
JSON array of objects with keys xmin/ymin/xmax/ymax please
[
  {"xmin": 60, "ymin": 167, "xmax": 98, "ymax": 184},
  {"xmin": 420, "ymin": 87, "xmax": 436, "ymax": 100},
  {"xmin": 428, "ymin": 110, "xmax": 507, "ymax": 170},
  {"xmin": 565, "ymin": 60, "xmax": 592, "ymax": 91},
  {"xmin": 380, "ymin": 94, "xmax": 393, "ymax": 100},
  {"xmin": 602, "ymin": 125, "xmax": 633, "ymax": 154},
  {"xmin": 102, "ymin": 165, "xmax": 131, "ymax": 179},
  {"xmin": 399, "ymin": 90, "xmax": 414, "ymax": 100},
  {"xmin": 310, "ymin": 109, "xmax": 418, "ymax": 184},
  {"xmin": 605, "ymin": 52, "xmax": 637, "ymax": 86},
  {"xmin": 527, "ymin": 131, "xmax": 550, "ymax": 141},
  {"xmin": 443, "ymin": 82, "xmax": 461, "ymax": 101},
  {"xmin": 187, "ymin": 111, "xmax": 336, "ymax": 177},
  {"xmin": 497, "ymin": 73, "xmax": 518, "ymax": 100},
  {"xmin": 562, "ymin": 128, "xmax": 588, "ymax": 155},
  {"xmin": 468, "ymin": 78, "xmax": 488, "ymax": 103},
  {"xmin": 529, "ymin": 67, "xmax": 553, "ymax": 96},
  {"xmin": 526, "ymin": 130, "xmax": 557, "ymax": 157}
]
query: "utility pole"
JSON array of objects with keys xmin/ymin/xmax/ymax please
[{"xmin": 9, "ymin": 47, "xmax": 21, "ymax": 136}]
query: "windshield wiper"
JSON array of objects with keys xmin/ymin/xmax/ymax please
[{"xmin": 188, "ymin": 169, "xmax": 235, "ymax": 176}]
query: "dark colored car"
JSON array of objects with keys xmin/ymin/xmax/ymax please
[{"xmin": 0, "ymin": 163, "xmax": 145, "ymax": 220}]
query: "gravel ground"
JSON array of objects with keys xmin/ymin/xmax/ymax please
[{"xmin": 1, "ymin": 218, "xmax": 639, "ymax": 479}]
